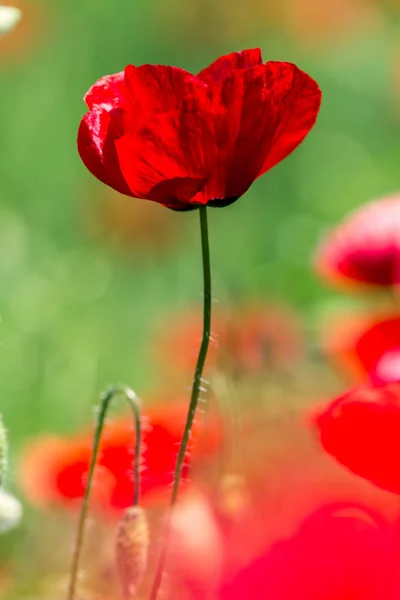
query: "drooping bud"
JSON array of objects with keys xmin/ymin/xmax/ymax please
[
  {"xmin": 0, "ymin": 415, "xmax": 8, "ymax": 488},
  {"xmin": 116, "ymin": 506, "xmax": 149, "ymax": 599}
]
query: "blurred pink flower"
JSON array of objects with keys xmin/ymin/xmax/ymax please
[{"xmin": 315, "ymin": 194, "xmax": 400, "ymax": 289}]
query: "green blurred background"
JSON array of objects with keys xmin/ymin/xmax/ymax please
[{"xmin": 0, "ymin": 0, "xmax": 399, "ymax": 461}]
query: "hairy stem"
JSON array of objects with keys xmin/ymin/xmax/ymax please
[
  {"xmin": 67, "ymin": 386, "xmax": 141, "ymax": 600},
  {"xmin": 149, "ymin": 206, "xmax": 212, "ymax": 600}
]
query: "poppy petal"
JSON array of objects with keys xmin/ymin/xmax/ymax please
[
  {"xmin": 203, "ymin": 62, "xmax": 320, "ymax": 200},
  {"xmin": 78, "ymin": 108, "xmax": 132, "ymax": 196},
  {"xmin": 256, "ymin": 62, "xmax": 321, "ymax": 176},
  {"xmin": 123, "ymin": 64, "xmax": 206, "ymax": 120},
  {"xmin": 197, "ymin": 48, "xmax": 263, "ymax": 84},
  {"xmin": 221, "ymin": 504, "xmax": 386, "ymax": 600},
  {"xmin": 149, "ymin": 177, "xmax": 209, "ymax": 210},
  {"xmin": 352, "ymin": 315, "xmax": 400, "ymax": 383},
  {"xmin": 84, "ymin": 71, "xmax": 126, "ymax": 110},
  {"xmin": 316, "ymin": 383, "xmax": 400, "ymax": 495},
  {"xmin": 115, "ymin": 91, "xmax": 212, "ymax": 204}
]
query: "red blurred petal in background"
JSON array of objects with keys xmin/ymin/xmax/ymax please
[
  {"xmin": 315, "ymin": 383, "xmax": 400, "ymax": 495},
  {"xmin": 169, "ymin": 490, "xmax": 390, "ymax": 599},
  {"xmin": 323, "ymin": 311, "xmax": 400, "ymax": 384},
  {"xmin": 19, "ymin": 403, "xmax": 220, "ymax": 514}
]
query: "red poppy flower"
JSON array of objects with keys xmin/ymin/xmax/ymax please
[
  {"xmin": 315, "ymin": 194, "xmax": 400, "ymax": 288},
  {"xmin": 169, "ymin": 491, "xmax": 390, "ymax": 600},
  {"xmin": 78, "ymin": 49, "xmax": 321, "ymax": 211},
  {"xmin": 323, "ymin": 311, "xmax": 400, "ymax": 384},
  {"xmin": 315, "ymin": 383, "xmax": 400, "ymax": 495},
  {"xmin": 219, "ymin": 503, "xmax": 388, "ymax": 600},
  {"xmin": 19, "ymin": 403, "xmax": 220, "ymax": 514}
]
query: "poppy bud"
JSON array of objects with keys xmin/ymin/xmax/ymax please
[
  {"xmin": 116, "ymin": 506, "xmax": 149, "ymax": 599},
  {"xmin": 0, "ymin": 415, "xmax": 8, "ymax": 488}
]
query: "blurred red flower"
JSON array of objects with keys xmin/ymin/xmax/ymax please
[
  {"xmin": 324, "ymin": 312, "xmax": 400, "ymax": 384},
  {"xmin": 19, "ymin": 403, "xmax": 220, "ymax": 514},
  {"xmin": 155, "ymin": 304, "xmax": 302, "ymax": 377},
  {"xmin": 219, "ymin": 503, "xmax": 389, "ymax": 600},
  {"xmin": 315, "ymin": 195, "xmax": 400, "ymax": 288},
  {"xmin": 315, "ymin": 383, "xmax": 400, "ymax": 495},
  {"xmin": 78, "ymin": 49, "xmax": 321, "ymax": 211},
  {"xmin": 169, "ymin": 491, "xmax": 391, "ymax": 600}
]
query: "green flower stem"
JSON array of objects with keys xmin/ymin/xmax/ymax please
[
  {"xmin": 67, "ymin": 385, "xmax": 142, "ymax": 600},
  {"xmin": 149, "ymin": 205, "xmax": 212, "ymax": 600}
]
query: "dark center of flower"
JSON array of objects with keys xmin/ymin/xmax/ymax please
[{"xmin": 170, "ymin": 197, "xmax": 240, "ymax": 212}]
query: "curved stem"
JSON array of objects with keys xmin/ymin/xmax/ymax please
[
  {"xmin": 149, "ymin": 206, "xmax": 212, "ymax": 600},
  {"xmin": 67, "ymin": 385, "xmax": 141, "ymax": 600}
]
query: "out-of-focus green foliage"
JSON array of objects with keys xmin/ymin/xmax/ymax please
[{"xmin": 0, "ymin": 0, "xmax": 398, "ymax": 466}]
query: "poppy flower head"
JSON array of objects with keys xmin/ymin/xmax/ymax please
[
  {"xmin": 315, "ymin": 195, "xmax": 400, "ymax": 288},
  {"xmin": 78, "ymin": 49, "xmax": 321, "ymax": 211},
  {"xmin": 315, "ymin": 383, "xmax": 400, "ymax": 495}
]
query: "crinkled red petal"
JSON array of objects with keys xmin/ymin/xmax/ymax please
[
  {"xmin": 197, "ymin": 48, "xmax": 263, "ymax": 84},
  {"xmin": 78, "ymin": 108, "xmax": 132, "ymax": 196},
  {"xmin": 115, "ymin": 90, "xmax": 212, "ymax": 203},
  {"xmin": 84, "ymin": 71, "xmax": 126, "ymax": 110},
  {"xmin": 124, "ymin": 64, "xmax": 206, "ymax": 121}
]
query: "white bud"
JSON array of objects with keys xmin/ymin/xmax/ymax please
[
  {"xmin": 0, "ymin": 5, "xmax": 21, "ymax": 36},
  {"xmin": 0, "ymin": 489, "xmax": 22, "ymax": 532}
]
